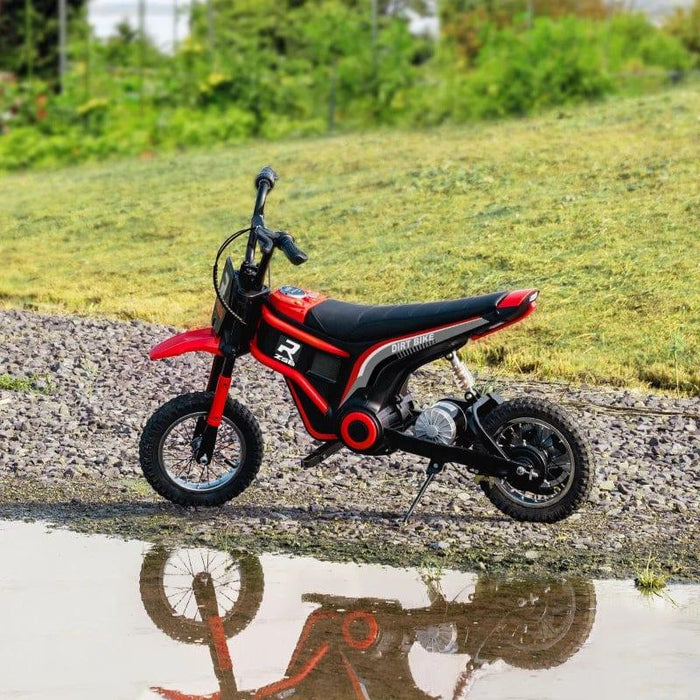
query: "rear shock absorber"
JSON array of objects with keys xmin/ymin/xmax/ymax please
[{"xmin": 445, "ymin": 351, "xmax": 476, "ymax": 398}]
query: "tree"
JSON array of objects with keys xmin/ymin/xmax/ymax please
[
  {"xmin": 664, "ymin": 0, "xmax": 700, "ymax": 60},
  {"xmin": 0, "ymin": 0, "xmax": 85, "ymax": 82}
]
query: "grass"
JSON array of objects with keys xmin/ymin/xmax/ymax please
[
  {"xmin": 1, "ymin": 86, "xmax": 698, "ymax": 394},
  {"xmin": 634, "ymin": 554, "xmax": 669, "ymax": 594},
  {"xmin": 0, "ymin": 373, "xmax": 53, "ymax": 393}
]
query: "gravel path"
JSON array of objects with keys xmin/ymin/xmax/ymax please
[{"xmin": 1, "ymin": 309, "xmax": 698, "ymax": 578}]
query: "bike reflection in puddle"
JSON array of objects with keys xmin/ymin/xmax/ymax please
[{"xmin": 140, "ymin": 546, "xmax": 596, "ymax": 699}]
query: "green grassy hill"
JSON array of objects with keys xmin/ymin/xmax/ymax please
[{"xmin": 1, "ymin": 87, "xmax": 698, "ymax": 394}]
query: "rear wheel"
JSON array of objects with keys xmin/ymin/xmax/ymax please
[
  {"xmin": 139, "ymin": 392, "xmax": 263, "ymax": 507},
  {"xmin": 479, "ymin": 398, "xmax": 593, "ymax": 523}
]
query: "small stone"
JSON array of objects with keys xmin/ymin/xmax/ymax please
[
  {"xmin": 599, "ymin": 480, "xmax": 615, "ymax": 492},
  {"xmin": 524, "ymin": 550, "xmax": 539, "ymax": 561}
]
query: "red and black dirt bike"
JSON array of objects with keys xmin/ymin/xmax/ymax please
[{"xmin": 140, "ymin": 167, "xmax": 594, "ymax": 522}]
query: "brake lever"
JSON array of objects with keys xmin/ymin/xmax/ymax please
[{"xmin": 255, "ymin": 227, "xmax": 274, "ymax": 255}]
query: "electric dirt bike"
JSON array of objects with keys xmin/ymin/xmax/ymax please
[{"xmin": 140, "ymin": 167, "xmax": 594, "ymax": 523}]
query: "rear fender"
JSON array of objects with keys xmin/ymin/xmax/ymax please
[{"xmin": 149, "ymin": 327, "xmax": 223, "ymax": 361}]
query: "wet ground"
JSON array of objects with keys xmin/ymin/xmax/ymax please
[{"xmin": 1, "ymin": 521, "xmax": 698, "ymax": 699}]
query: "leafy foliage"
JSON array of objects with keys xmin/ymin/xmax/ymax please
[
  {"xmin": 663, "ymin": 0, "xmax": 700, "ymax": 61},
  {"xmin": 0, "ymin": 2, "xmax": 696, "ymax": 171},
  {"xmin": 0, "ymin": 0, "xmax": 84, "ymax": 80}
]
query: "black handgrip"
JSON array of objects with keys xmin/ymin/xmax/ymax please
[
  {"xmin": 278, "ymin": 233, "xmax": 308, "ymax": 266},
  {"xmin": 255, "ymin": 166, "xmax": 278, "ymax": 191}
]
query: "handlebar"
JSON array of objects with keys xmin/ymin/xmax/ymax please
[
  {"xmin": 252, "ymin": 166, "xmax": 278, "ymax": 225},
  {"xmin": 278, "ymin": 232, "xmax": 308, "ymax": 266},
  {"xmin": 246, "ymin": 166, "xmax": 307, "ymax": 269},
  {"xmin": 255, "ymin": 226, "xmax": 308, "ymax": 266},
  {"xmin": 255, "ymin": 166, "xmax": 278, "ymax": 191}
]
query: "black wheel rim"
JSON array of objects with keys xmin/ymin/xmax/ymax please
[{"xmin": 492, "ymin": 418, "xmax": 575, "ymax": 508}]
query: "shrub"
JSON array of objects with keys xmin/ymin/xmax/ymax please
[
  {"xmin": 607, "ymin": 14, "xmax": 691, "ymax": 72},
  {"xmin": 447, "ymin": 18, "xmax": 612, "ymax": 119},
  {"xmin": 664, "ymin": 0, "xmax": 700, "ymax": 59}
]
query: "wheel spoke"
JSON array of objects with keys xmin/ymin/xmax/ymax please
[{"xmin": 158, "ymin": 411, "xmax": 246, "ymax": 493}]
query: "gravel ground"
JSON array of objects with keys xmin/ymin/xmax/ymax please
[{"xmin": 1, "ymin": 309, "xmax": 698, "ymax": 579}]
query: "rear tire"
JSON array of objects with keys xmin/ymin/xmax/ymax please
[
  {"xmin": 479, "ymin": 397, "xmax": 593, "ymax": 523},
  {"xmin": 139, "ymin": 392, "xmax": 263, "ymax": 507}
]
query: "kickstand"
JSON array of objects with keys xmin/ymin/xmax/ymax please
[{"xmin": 402, "ymin": 461, "xmax": 445, "ymax": 524}]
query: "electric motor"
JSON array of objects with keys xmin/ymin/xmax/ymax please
[{"xmin": 413, "ymin": 400, "xmax": 467, "ymax": 445}]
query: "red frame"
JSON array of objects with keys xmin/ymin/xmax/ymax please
[
  {"xmin": 262, "ymin": 306, "xmax": 349, "ymax": 357},
  {"xmin": 287, "ymin": 380, "xmax": 338, "ymax": 441},
  {"xmin": 250, "ymin": 337, "xmax": 330, "ymax": 414}
]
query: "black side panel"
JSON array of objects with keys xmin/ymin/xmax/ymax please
[
  {"xmin": 285, "ymin": 378, "xmax": 338, "ymax": 438},
  {"xmin": 256, "ymin": 320, "xmax": 353, "ymax": 406}
]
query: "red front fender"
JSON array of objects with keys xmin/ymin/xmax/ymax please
[{"xmin": 149, "ymin": 327, "xmax": 223, "ymax": 360}]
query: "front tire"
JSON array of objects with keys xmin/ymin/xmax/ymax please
[
  {"xmin": 139, "ymin": 392, "xmax": 263, "ymax": 507},
  {"xmin": 479, "ymin": 397, "xmax": 594, "ymax": 523},
  {"xmin": 140, "ymin": 545, "xmax": 264, "ymax": 643}
]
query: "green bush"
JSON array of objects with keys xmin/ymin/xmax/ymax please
[
  {"xmin": 607, "ymin": 14, "xmax": 691, "ymax": 72},
  {"xmin": 0, "ymin": 8, "xmax": 695, "ymax": 173},
  {"xmin": 159, "ymin": 107, "xmax": 255, "ymax": 147},
  {"xmin": 430, "ymin": 18, "xmax": 612, "ymax": 120}
]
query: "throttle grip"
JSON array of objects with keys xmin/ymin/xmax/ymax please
[
  {"xmin": 255, "ymin": 166, "xmax": 278, "ymax": 190},
  {"xmin": 279, "ymin": 233, "xmax": 308, "ymax": 266}
]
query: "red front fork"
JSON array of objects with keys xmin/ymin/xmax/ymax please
[
  {"xmin": 196, "ymin": 355, "xmax": 235, "ymax": 461},
  {"xmin": 207, "ymin": 374, "xmax": 232, "ymax": 427}
]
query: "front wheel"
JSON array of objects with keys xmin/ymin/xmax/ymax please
[
  {"xmin": 139, "ymin": 391, "xmax": 263, "ymax": 507},
  {"xmin": 479, "ymin": 397, "xmax": 594, "ymax": 523}
]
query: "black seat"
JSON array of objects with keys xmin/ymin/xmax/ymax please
[{"xmin": 305, "ymin": 292, "xmax": 507, "ymax": 343}]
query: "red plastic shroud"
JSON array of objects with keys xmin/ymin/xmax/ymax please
[
  {"xmin": 497, "ymin": 288, "xmax": 538, "ymax": 308},
  {"xmin": 472, "ymin": 288, "xmax": 538, "ymax": 340},
  {"xmin": 268, "ymin": 287, "xmax": 327, "ymax": 324}
]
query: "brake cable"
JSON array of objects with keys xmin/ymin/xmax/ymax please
[{"xmin": 212, "ymin": 227, "xmax": 252, "ymax": 326}]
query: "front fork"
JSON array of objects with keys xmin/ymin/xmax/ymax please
[{"xmin": 195, "ymin": 355, "xmax": 235, "ymax": 464}]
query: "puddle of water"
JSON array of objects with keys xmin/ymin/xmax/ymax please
[{"xmin": 0, "ymin": 520, "xmax": 698, "ymax": 699}]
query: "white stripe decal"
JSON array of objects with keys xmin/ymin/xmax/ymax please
[{"xmin": 340, "ymin": 317, "xmax": 487, "ymax": 405}]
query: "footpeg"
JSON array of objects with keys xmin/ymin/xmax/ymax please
[
  {"xmin": 402, "ymin": 461, "xmax": 444, "ymax": 524},
  {"xmin": 300, "ymin": 441, "xmax": 342, "ymax": 469}
]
